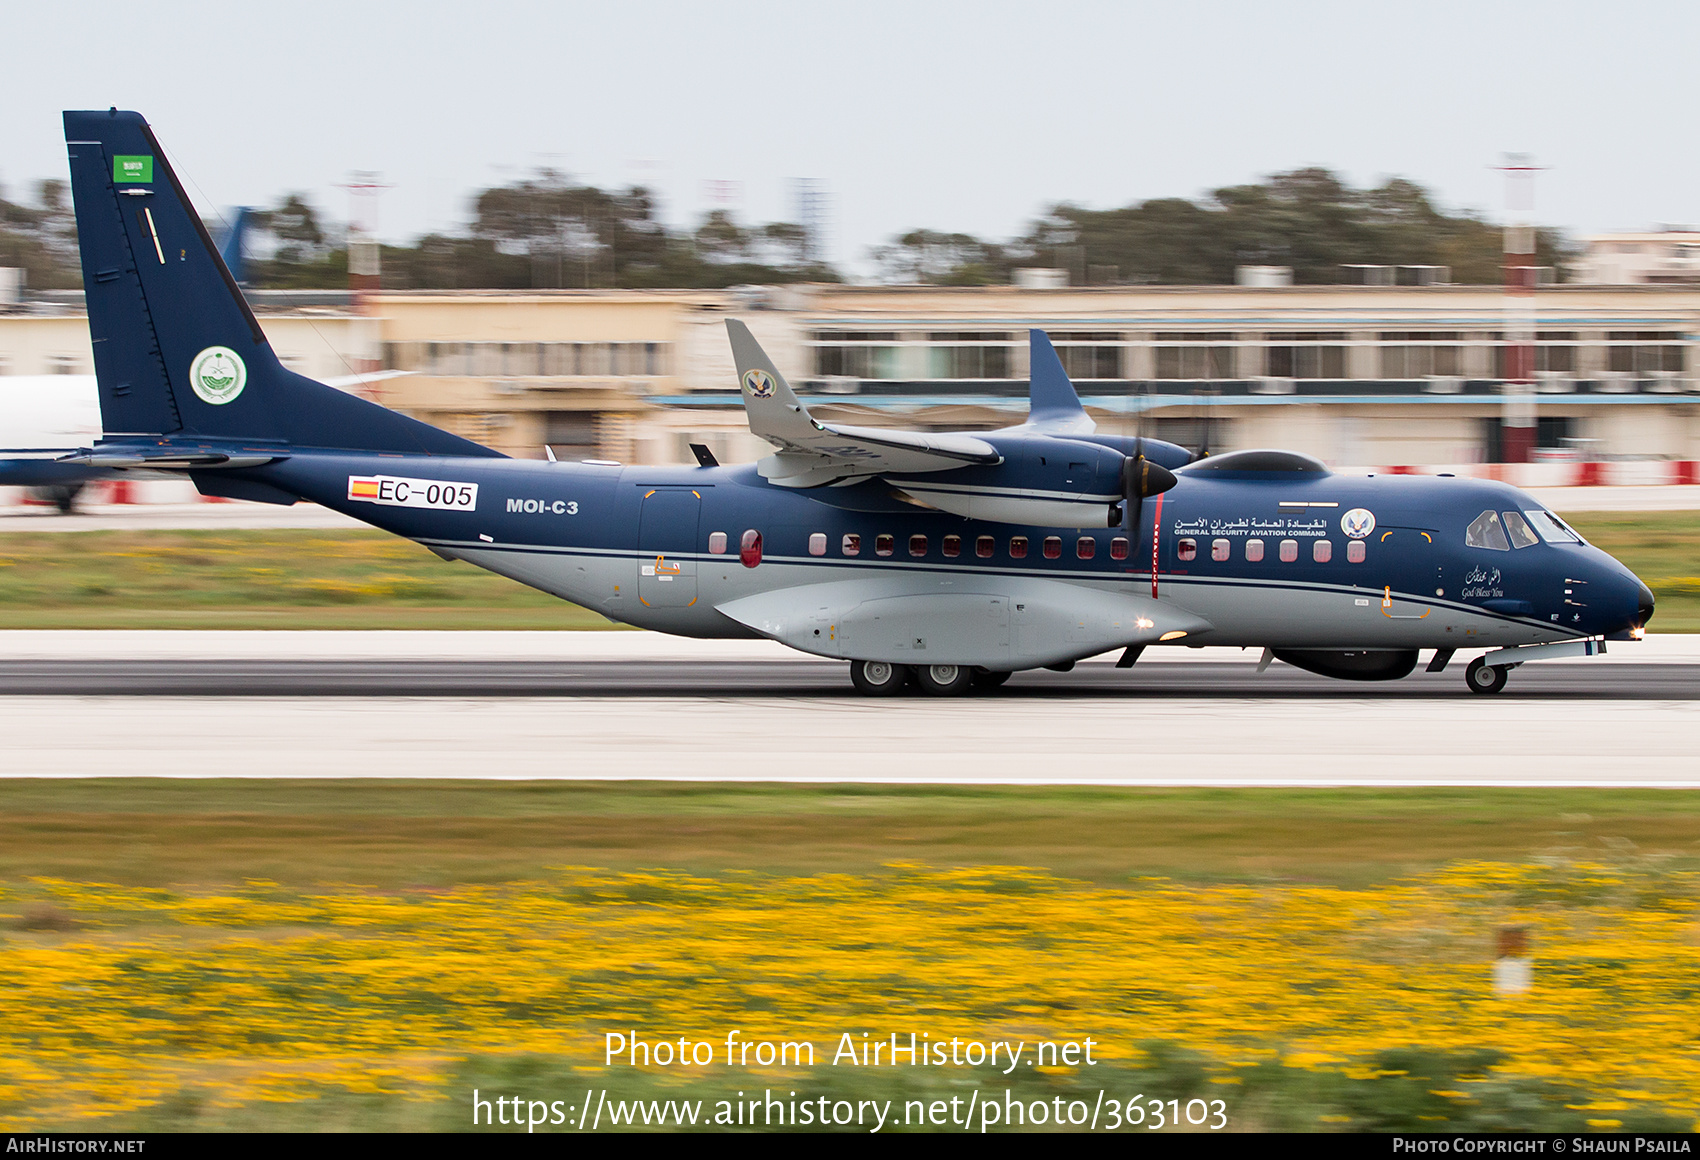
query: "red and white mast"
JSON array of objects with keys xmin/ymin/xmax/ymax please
[{"xmin": 1499, "ymin": 154, "xmax": 1541, "ymax": 464}]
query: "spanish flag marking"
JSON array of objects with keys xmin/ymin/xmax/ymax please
[{"xmin": 348, "ymin": 477, "xmax": 382, "ymax": 500}]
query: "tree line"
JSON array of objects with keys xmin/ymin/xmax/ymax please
[
  {"xmin": 871, "ymin": 169, "xmax": 1570, "ymax": 285},
  {"xmin": 0, "ymin": 166, "xmax": 1570, "ymax": 291}
]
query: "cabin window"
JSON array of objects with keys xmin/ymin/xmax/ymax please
[
  {"xmin": 808, "ymin": 533, "xmax": 827, "ymax": 556},
  {"xmin": 842, "ymin": 533, "xmax": 861, "ymax": 556},
  {"xmin": 976, "ymin": 535, "xmax": 995, "ymax": 558},
  {"xmin": 909, "ymin": 534, "xmax": 928, "ymax": 557},
  {"xmin": 1525, "ymin": 509, "xmax": 1581, "ymax": 544},
  {"xmin": 1110, "ymin": 537, "xmax": 1130, "ymax": 561},
  {"xmin": 876, "ymin": 533, "xmax": 894, "ymax": 557},
  {"xmin": 1009, "ymin": 536, "xmax": 1029, "ymax": 559},
  {"xmin": 708, "ymin": 531, "xmax": 727, "ymax": 555},
  {"xmin": 1466, "ymin": 510, "xmax": 1511, "ymax": 551},
  {"xmin": 1313, "ymin": 539, "xmax": 1332, "ymax": 563},
  {"xmin": 1347, "ymin": 540, "xmax": 1366, "ymax": 563},
  {"xmin": 1176, "ymin": 537, "xmax": 1197, "ymax": 562},
  {"xmin": 1211, "ymin": 538, "xmax": 1230, "ymax": 562},
  {"xmin": 1076, "ymin": 536, "xmax": 1095, "ymax": 559},
  {"xmin": 942, "ymin": 534, "xmax": 961, "ymax": 558},
  {"xmin": 1279, "ymin": 539, "xmax": 1298, "ymax": 563},
  {"xmin": 1502, "ymin": 511, "xmax": 1540, "ymax": 549},
  {"xmin": 739, "ymin": 529, "xmax": 762, "ymax": 568},
  {"xmin": 1246, "ymin": 539, "xmax": 1264, "ymax": 562},
  {"xmin": 1042, "ymin": 536, "xmax": 1062, "ymax": 559}
]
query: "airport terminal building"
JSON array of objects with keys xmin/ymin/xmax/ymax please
[{"xmin": 5, "ymin": 278, "xmax": 1700, "ymax": 475}]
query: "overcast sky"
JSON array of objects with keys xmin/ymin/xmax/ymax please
[{"xmin": 3, "ymin": 0, "xmax": 1695, "ymax": 273}]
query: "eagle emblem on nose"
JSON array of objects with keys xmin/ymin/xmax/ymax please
[
  {"xmin": 1341, "ymin": 508, "xmax": 1376, "ymax": 538},
  {"xmin": 742, "ymin": 369, "xmax": 775, "ymax": 398}
]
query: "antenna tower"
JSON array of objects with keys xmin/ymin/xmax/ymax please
[
  {"xmin": 1498, "ymin": 154, "xmax": 1542, "ymax": 465},
  {"xmin": 791, "ymin": 178, "xmax": 829, "ymax": 267},
  {"xmin": 339, "ymin": 171, "xmax": 392, "ymax": 310}
]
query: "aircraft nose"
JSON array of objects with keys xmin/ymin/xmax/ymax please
[{"xmin": 1605, "ymin": 573, "xmax": 1655, "ymax": 640}]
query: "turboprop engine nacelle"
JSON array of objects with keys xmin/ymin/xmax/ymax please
[{"xmin": 889, "ymin": 435, "xmax": 1170, "ymax": 528}]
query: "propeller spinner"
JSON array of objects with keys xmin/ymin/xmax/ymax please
[{"xmin": 1117, "ymin": 449, "xmax": 1176, "ymax": 530}]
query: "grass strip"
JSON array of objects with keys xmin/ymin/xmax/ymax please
[{"xmin": 3, "ymin": 780, "xmax": 1699, "ymax": 888}]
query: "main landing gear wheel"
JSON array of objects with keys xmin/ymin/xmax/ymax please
[
  {"xmin": 970, "ymin": 668, "xmax": 1012, "ymax": 691},
  {"xmin": 914, "ymin": 663, "xmax": 973, "ymax": 696},
  {"xmin": 850, "ymin": 659, "xmax": 909, "ymax": 696},
  {"xmin": 1465, "ymin": 657, "xmax": 1509, "ymax": 695}
]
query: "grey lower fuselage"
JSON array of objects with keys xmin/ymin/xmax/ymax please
[{"xmin": 245, "ymin": 451, "xmax": 1644, "ymax": 670}]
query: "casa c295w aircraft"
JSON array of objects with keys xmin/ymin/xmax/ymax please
[{"xmin": 56, "ymin": 109, "xmax": 1655, "ymax": 695}]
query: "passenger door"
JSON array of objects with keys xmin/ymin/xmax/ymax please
[{"xmin": 637, "ymin": 488, "xmax": 700, "ymax": 608}]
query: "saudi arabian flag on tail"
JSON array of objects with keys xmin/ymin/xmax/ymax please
[{"xmin": 113, "ymin": 156, "xmax": 153, "ymax": 183}]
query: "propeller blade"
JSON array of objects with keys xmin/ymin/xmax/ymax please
[
  {"xmin": 1125, "ymin": 432, "xmax": 1143, "ymax": 530},
  {"xmin": 1194, "ymin": 387, "xmax": 1215, "ymax": 461}
]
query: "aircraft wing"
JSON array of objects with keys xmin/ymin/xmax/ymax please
[
  {"xmin": 725, "ymin": 322, "xmax": 1116, "ymax": 488},
  {"xmin": 727, "ymin": 320, "xmax": 1000, "ymax": 486}
]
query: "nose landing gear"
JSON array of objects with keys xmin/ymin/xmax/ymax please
[{"xmin": 1464, "ymin": 656, "xmax": 1509, "ymax": 695}]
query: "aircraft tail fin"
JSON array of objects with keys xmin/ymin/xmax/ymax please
[
  {"xmin": 1026, "ymin": 329, "xmax": 1095, "ymax": 434},
  {"xmin": 62, "ymin": 109, "xmax": 495, "ymax": 456}
]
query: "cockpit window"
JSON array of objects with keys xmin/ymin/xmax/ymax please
[
  {"xmin": 1501, "ymin": 510, "xmax": 1539, "ymax": 549},
  {"xmin": 1524, "ymin": 509, "xmax": 1581, "ymax": 544},
  {"xmin": 1466, "ymin": 510, "xmax": 1511, "ymax": 551}
]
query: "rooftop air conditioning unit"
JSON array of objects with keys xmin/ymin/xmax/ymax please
[
  {"xmin": 729, "ymin": 285, "xmax": 773, "ymax": 310},
  {"xmin": 1251, "ymin": 376, "xmax": 1295, "ymax": 395},
  {"xmin": 1235, "ymin": 265, "xmax": 1292, "ymax": 287},
  {"xmin": 1013, "ymin": 268, "xmax": 1069, "ymax": 289},
  {"xmin": 1397, "ymin": 265, "xmax": 1450, "ymax": 286},
  {"xmin": 1340, "ymin": 264, "xmax": 1395, "ymax": 285},
  {"xmin": 1425, "ymin": 375, "xmax": 1463, "ymax": 394},
  {"xmin": 1534, "ymin": 370, "xmax": 1574, "ymax": 394}
]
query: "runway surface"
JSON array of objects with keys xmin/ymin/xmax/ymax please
[
  {"xmin": 0, "ymin": 657, "xmax": 1697, "ymax": 698},
  {"xmin": 0, "ymin": 647, "xmax": 1696, "ymax": 786}
]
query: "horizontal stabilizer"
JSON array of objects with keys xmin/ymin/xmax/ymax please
[{"xmin": 60, "ymin": 447, "xmax": 283, "ymax": 469}]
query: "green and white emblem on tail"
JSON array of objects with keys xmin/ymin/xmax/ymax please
[{"xmin": 189, "ymin": 346, "xmax": 247, "ymax": 405}]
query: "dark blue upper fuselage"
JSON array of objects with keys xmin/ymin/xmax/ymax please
[{"xmin": 186, "ymin": 442, "xmax": 1652, "ymax": 645}]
